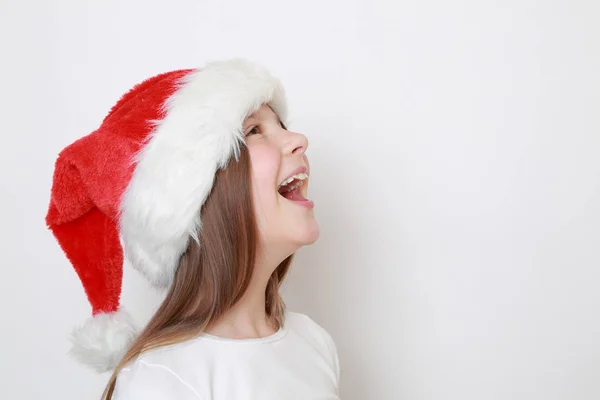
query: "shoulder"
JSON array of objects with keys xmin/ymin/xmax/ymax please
[
  {"xmin": 113, "ymin": 343, "xmax": 204, "ymax": 400},
  {"xmin": 286, "ymin": 311, "xmax": 340, "ymax": 384},
  {"xmin": 286, "ymin": 311, "xmax": 336, "ymax": 346}
]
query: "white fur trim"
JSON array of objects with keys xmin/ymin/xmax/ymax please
[
  {"xmin": 69, "ymin": 309, "xmax": 138, "ymax": 373},
  {"xmin": 119, "ymin": 58, "xmax": 287, "ymax": 288}
]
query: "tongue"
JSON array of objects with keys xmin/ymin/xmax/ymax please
[{"xmin": 283, "ymin": 186, "xmax": 307, "ymax": 201}]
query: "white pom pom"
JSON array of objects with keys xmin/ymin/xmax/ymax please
[{"xmin": 69, "ymin": 308, "xmax": 138, "ymax": 373}]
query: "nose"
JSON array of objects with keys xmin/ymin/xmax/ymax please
[{"xmin": 283, "ymin": 130, "xmax": 309, "ymax": 156}]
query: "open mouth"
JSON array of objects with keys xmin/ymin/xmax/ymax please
[{"xmin": 278, "ymin": 172, "xmax": 311, "ymax": 203}]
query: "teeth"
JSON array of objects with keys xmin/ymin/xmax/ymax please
[
  {"xmin": 280, "ymin": 180, "xmax": 305, "ymax": 193},
  {"xmin": 278, "ymin": 172, "xmax": 308, "ymax": 189}
]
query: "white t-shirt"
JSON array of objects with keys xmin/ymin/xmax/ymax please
[{"xmin": 113, "ymin": 312, "xmax": 340, "ymax": 399}]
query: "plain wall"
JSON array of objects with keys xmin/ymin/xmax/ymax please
[{"xmin": 1, "ymin": 1, "xmax": 599, "ymax": 399}]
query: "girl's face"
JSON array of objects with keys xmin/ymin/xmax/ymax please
[{"xmin": 243, "ymin": 104, "xmax": 320, "ymax": 259}]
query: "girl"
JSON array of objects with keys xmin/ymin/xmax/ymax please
[{"xmin": 46, "ymin": 59, "xmax": 340, "ymax": 399}]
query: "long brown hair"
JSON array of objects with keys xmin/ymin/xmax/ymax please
[{"xmin": 102, "ymin": 143, "xmax": 293, "ymax": 399}]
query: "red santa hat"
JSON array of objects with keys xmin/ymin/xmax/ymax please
[{"xmin": 45, "ymin": 59, "xmax": 287, "ymax": 372}]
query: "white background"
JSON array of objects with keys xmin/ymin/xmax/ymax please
[{"xmin": 1, "ymin": 1, "xmax": 599, "ymax": 399}]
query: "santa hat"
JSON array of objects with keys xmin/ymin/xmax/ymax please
[{"xmin": 45, "ymin": 59, "xmax": 287, "ymax": 372}]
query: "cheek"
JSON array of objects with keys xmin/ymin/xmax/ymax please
[{"xmin": 248, "ymin": 145, "xmax": 281, "ymax": 206}]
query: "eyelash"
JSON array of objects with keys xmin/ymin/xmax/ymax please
[
  {"xmin": 245, "ymin": 122, "xmax": 286, "ymax": 137},
  {"xmin": 246, "ymin": 126, "xmax": 260, "ymax": 136}
]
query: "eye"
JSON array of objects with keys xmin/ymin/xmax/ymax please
[{"xmin": 245, "ymin": 126, "xmax": 260, "ymax": 137}]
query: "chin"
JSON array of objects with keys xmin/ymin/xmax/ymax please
[{"xmin": 292, "ymin": 220, "xmax": 320, "ymax": 247}]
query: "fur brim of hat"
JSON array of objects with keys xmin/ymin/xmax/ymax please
[{"xmin": 120, "ymin": 59, "xmax": 287, "ymax": 289}]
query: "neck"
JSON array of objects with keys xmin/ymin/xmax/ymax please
[{"xmin": 205, "ymin": 246, "xmax": 288, "ymax": 338}]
